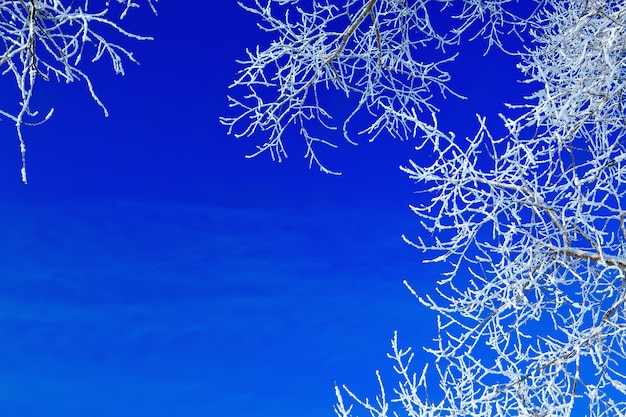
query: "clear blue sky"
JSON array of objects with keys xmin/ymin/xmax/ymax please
[{"xmin": 0, "ymin": 2, "xmax": 529, "ymax": 416}]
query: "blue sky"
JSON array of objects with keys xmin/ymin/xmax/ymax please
[{"xmin": 0, "ymin": 2, "xmax": 529, "ymax": 416}]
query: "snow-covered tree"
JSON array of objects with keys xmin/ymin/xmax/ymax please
[
  {"xmin": 225, "ymin": 1, "xmax": 626, "ymax": 416},
  {"xmin": 0, "ymin": 0, "xmax": 156, "ymax": 183}
]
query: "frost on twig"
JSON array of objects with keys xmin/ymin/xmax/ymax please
[{"xmin": 0, "ymin": 0, "xmax": 157, "ymax": 183}]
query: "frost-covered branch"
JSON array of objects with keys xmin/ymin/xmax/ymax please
[
  {"xmin": 0, "ymin": 0, "xmax": 157, "ymax": 183},
  {"xmin": 223, "ymin": 0, "xmax": 547, "ymax": 173},
  {"xmin": 222, "ymin": 0, "xmax": 475, "ymax": 173}
]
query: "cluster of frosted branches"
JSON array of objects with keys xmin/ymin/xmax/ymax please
[
  {"xmin": 0, "ymin": 0, "xmax": 157, "ymax": 183},
  {"xmin": 332, "ymin": 1, "xmax": 626, "ymax": 416},
  {"xmin": 222, "ymin": 0, "xmax": 549, "ymax": 173},
  {"xmin": 227, "ymin": 0, "xmax": 626, "ymax": 416},
  {"xmin": 394, "ymin": 120, "xmax": 626, "ymax": 416}
]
